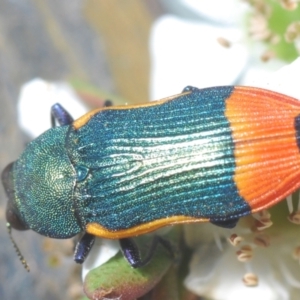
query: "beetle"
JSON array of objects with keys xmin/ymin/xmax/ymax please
[{"xmin": 3, "ymin": 85, "xmax": 300, "ymax": 269}]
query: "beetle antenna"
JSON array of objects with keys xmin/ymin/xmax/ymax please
[{"xmin": 7, "ymin": 222, "xmax": 30, "ymax": 272}]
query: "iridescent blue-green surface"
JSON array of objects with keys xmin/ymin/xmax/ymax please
[
  {"xmin": 67, "ymin": 86, "xmax": 250, "ymax": 231},
  {"xmin": 13, "ymin": 126, "xmax": 81, "ymax": 238}
]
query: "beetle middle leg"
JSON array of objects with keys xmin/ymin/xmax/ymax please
[
  {"xmin": 119, "ymin": 236, "xmax": 175, "ymax": 268},
  {"xmin": 74, "ymin": 232, "xmax": 96, "ymax": 264}
]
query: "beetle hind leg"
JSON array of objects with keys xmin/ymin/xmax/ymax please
[{"xmin": 119, "ymin": 236, "xmax": 175, "ymax": 268}]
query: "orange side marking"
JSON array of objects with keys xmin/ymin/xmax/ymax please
[
  {"xmin": 73, "ymin": 91, "xmax": 191, "ymax": 130},
  {"xmin": 86, "ymin": 215, "xmax": 209, "ymax": 239},
  {"xmin": 226, "ymin": 86, "xmax": 300, "ymax": 212}
]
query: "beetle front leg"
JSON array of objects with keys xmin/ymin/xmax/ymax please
[
  {"xmin": 119, "ymin": 236, "xmax": 175, "ymax": 268},
  {"xmin": 74, "ymin": 232, "xmax": 96, "ymax": 264},
  {"xmin": 51, "ymin": 103, "xmax": 74, "ymax": 127},
  {"xmin": 182, "ymin": 86, "xmax": 201, "ymax": 93}
]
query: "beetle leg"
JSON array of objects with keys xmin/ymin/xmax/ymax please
[
  {"xmin": 104, "ymin": 99, "xmax": 113, "ymax": 107},
  {"xmin": 51, "ymin": 103, "xmax": 74, "ymax": 127},
  {"xmin": 119, "ymin": 236, "xmax": 175, "ymax": 268},
  {"xmin": 74, "ymin": 232, "xmax": 95, "ymax": 264},
  {"xmin": 182, "ymin": 86, "xmax": 200, "ymax": 93},
  {"xmin": 210, "ymin": 217, "xmax": 239, "ymax": 229}
]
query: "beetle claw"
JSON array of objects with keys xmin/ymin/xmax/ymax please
[{"xmin": 74, "ymin": 232, "xmax": 96, "ymax": 264}]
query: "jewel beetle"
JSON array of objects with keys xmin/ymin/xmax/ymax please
[{"xmin": 3, "ymin": 85, "xmax": 300, "ymax": 269}]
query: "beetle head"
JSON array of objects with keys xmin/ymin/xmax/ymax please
[{"xmin": 2, "ymin": 127, "xmax": 82, "ymax": 240}]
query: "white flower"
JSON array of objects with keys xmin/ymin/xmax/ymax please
[
  {"xmin": 150, "ymin": 0, "xmax": 287, "ymax": 100},
  {"xmin": 81, "ymin": 238, "xmax": 119, "ymax": 280}
]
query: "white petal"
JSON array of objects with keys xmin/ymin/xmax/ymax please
[
  {"xmin": 18, "ymin": 78, "xmax": 88, "ymax": 138},
  {"xmin": 82, "ymin": 238, "xmax": 119, "ymax": 281},
  {"xmin": 161, "ymin": 0, "xmax": 248, "ymax": 25},
  {"xmin": 247, "ymin": 57, "xmax": 300, "ymax": 99},
  {"xmin": 185, "ymin": 244, "xmax": 292, "ymax": 300},
  {"xmin": 149, "ymin": 16, "xmax": 248, "ymax": 100}
]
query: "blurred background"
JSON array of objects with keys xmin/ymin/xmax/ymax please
[{"xmin": 0, "ymin": 1, "xmax": 164, "ymax": 299}]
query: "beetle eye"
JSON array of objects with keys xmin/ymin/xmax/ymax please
[
  {"xmin": 6, "ymin": 205, "xmax": 28, "ymax": 231},
  {"xmin": 2, "ymin": 162, "xmax": 28, "ymax": 231}
]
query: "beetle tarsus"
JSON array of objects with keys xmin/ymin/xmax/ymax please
[
  {"xmin": 119, "ymin": 238, "xmax": 141, "ymax": 268},
  {"xmin": 74, "ymin": 232, "xmax": 95, "ymax": 264}
]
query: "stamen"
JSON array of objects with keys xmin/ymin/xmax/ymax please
[
  {"xmin": 252, "ymin": 210, "xmax": 273, "ymax": 231},
  {"xmin": 242, "ymin": 272, "xmax": 259, "ymax": 287},
  {"xmin": 217, "ymin": 37, "xmax": 231, "ymax": 48},
  {"xmin": 228, "ymin": 233, "xmax": 244, "ymax": 247},
  {"xmin": 236, "ymin": 245, "xmax": 253, "ymax": 262},
  {"xmin": 253, "ymin": 234, "xmax": 270, "ymax": 248},
  {"xmin": 253, "ymin": 219, "xmax": 273, "ymax": 231},
  {"xmin": 287, "ymin": 192, "xmax": 300, "ymax": 224},
  {"xmin": 280, "ymin": 0, "xmax": 299, "ymax": 11},
  {"xmin": 286, "ymin": 195, "xmax": 294, "ymax": 214},
  {"xmin": 7, "ymin": 223, "xmax": 30, "ymax": 272},
  {"xmin": 279, "ymin": 260, "xmax": 300, "ymax": 288},
  {"xmin": 285, "ymin": 21, "xmax": 300, "ymax": 43},
  {"xmin": 252, "ymin": 210, "xmax": 271, "ymax": 220},
  {"xmin": 249, "ymin": 14, "xmax": 271, "ymax": 41},
  {"xmin": 261, "ymin": 50, "xmax": 275, "ymax": 62},
  {"xmin": 292, "ymin": 246, "xmax": 300, "ymax": 262},
  {"xmin": 288, "ymin": 210, "xmax": 300, "ymax": 224},
  {"xmin": 213, "ymin": 230, "xmax": 223, "ymax": 251}
]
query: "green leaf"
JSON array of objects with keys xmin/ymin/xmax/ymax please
[{"xmin": 83, "ymin": 230, "xmax": 181, "ymax": 300}]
